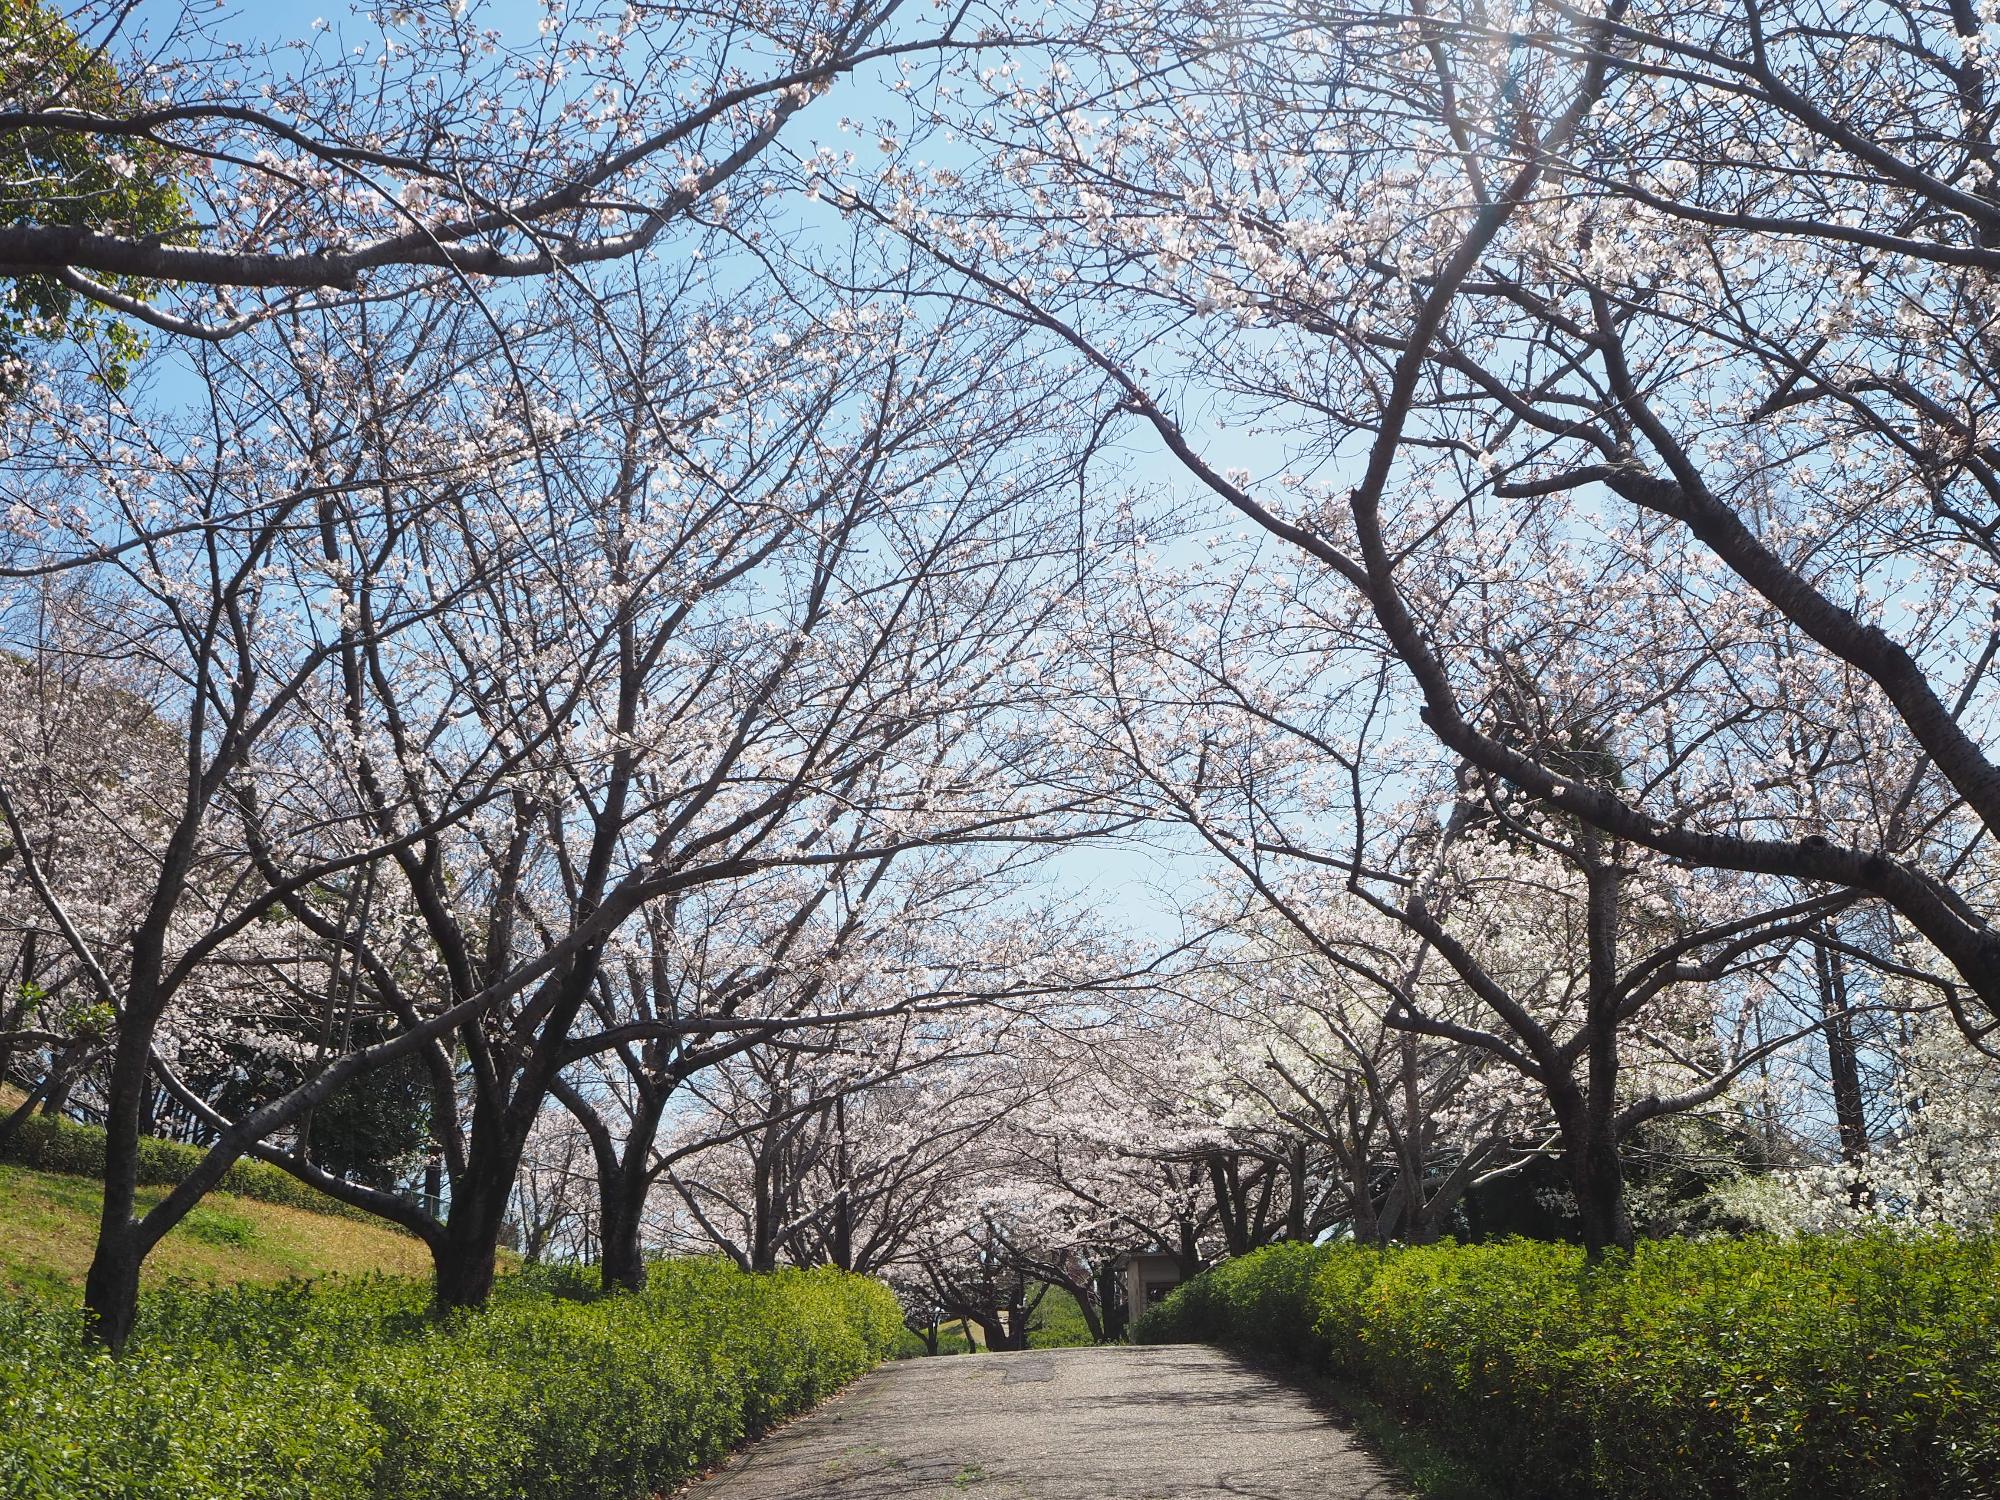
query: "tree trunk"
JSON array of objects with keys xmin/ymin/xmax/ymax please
[
  {"xmin": 0, "ymin": 1087, "xmax": 39, "ymax": 1153},
  {"xmin": 1348, "ymin": 1163, "xmax": 1384, "ymax": 1246},
  {"xmin": 40, "ymin": 1048, "xmax": 79, "ymax": 1115},
  {"xmin": 1095, "ymin": 1259, "xmax": 1124, "ymax": 1342},
  {"xmin": 1815, "ymin": 930, "xmax": 1869, "ymax": 1186},
  {"xmin": 430, "ymin": 1143, "xmax": 519, "ymax": 1312},
  {"xmin": 1071, "ymin": 1279, "xmax": 1105, "ymax": 1344},
  {"xmin": 749, "ymin": 1141, "xmax": 780, "ymax": 1271},
  {"xmin": 828, "ymin": 1095, "xmax": 854, "ymax": 1271},
  {"xmin": 82, "ymin": 1028, "xmax": 152, "ymax": 1352},
  {"xmin": 827, "ymin": 1190, "xmax": 854, "ymax": 1273},
  {"xmin": 1559, "ymin": 1097, "xmax": 1634, "ymax": 1257},
  {"xmin": 1572, "ymin": 858, "xmax": 1635, "ymax": 1258},
  {"xmin": 1572, "ymin": 1140, "xmax": 1635, "ymax": 1257},
  {"xmin": 1406, "ymin": 1199, "xmax": 1445, "ymax": 1246},
  {"xmin": 82, "ymin": 1225, "xmax": 142, "ymax": 1354},
  {"xmin": 599, "ymin": 1163, "xmax": 649, "ymax": 1294},
  {"xmin": 432, "ymin": 1210, "xmax": 504, "ymax": 1311},
  {"xmin": 1285, "ymin": 1140, "xmax": 1308, "ymax": 1241},
  {"xmin": 1207, "ymin": 1152, "xmax": 1251, "ymax": 1256}
]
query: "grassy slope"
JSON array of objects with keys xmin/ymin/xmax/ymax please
[
  {"xmin": 0, "ymin": 1162, "xmax": 432, "ymax": 1299},
  {"xmin": 1, "ymin": 1083, "xmax": 432, "ymax": 1295},
  {"xmin": 1025, "ymin": 1282, "xmax": 1095, "ymax": 1347}
]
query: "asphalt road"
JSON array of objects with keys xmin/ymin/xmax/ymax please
[{"xmin": 681, "ymin": 1344, "xmax": 1409, "ymax": 1499}]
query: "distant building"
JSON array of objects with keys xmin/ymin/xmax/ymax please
[{"xmin": 1118, "ymin": 1250, "xmax": 1185, "ymax": 1320}]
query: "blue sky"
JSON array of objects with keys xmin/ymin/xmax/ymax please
[{"xmin": 98, "ymin": 0, "xmax": 1313, "ymax": 944}]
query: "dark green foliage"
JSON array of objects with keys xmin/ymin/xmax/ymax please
[
  {"xmin": 0, "ymin": 1259, "xmax": 904, "ymax": 1499},
  {"xmin": 0, "ymin": 0, "xmax": 189, "ymax": 387},
  {"xmin": 0, "ymin": 1110, "xmax": 376, "ymax": 1219},
  {"xmin": 294, "ymin": 1051, "xmax": 432, "ymax": 1188},
  {"xmin": 203, "ymin": 1020, "xmax": 433, "ymax": 1190},
  {"xmin": 1134, "ymin": 1234, "xmax": 2000, "ymax": 1500},
  {"xmin": 1026, "ymin": 1282, "xmax": 1096, "ymax": 1348}
]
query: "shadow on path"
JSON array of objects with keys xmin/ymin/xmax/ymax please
[{"xmin": 681, "ymin": 1344, "xmax": 1409, "ymax": 1500}]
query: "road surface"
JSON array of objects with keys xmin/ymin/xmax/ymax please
[{"xmin": 682, "ymin": 1344, "xmax": 1408, "ymax": 1499}]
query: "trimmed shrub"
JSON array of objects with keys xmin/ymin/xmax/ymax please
[
  {"xmin": 0, "ymin": 1258, "xmax": 904, "ymax": 1500},
  {"xmin": 1134, "ymin": 1232, "xmax": 2000, "ymax": 1500}
]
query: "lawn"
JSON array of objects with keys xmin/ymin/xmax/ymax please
[{"xmin": 0, "ymin": 1162, "xmax": 433, "ymax": 1298}]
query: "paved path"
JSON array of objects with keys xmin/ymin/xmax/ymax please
[{"xmin": 683, "ymin": 1345, "xmax": 1408, "ymax": 1499}]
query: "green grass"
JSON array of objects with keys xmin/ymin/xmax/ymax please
[
  {"xmin": 0, "ymin": 1102, "xmax": 393, "ymax": 1219},
  {"xmin": 0, "ymin": 1162, "xmax": 433, "ymax": 1296},
  {"xmin": 1024, "ymin": 1282, "xmax": 1096, "ymax": 1348}
]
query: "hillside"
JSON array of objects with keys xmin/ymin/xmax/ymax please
[
  {"xmin": 0, "ymin": 1087, "xmax": 432, "ymax": 1297},
  {"xmin": 0, "ymin": 1162, "xmax": 433, "ymax": 1298}
]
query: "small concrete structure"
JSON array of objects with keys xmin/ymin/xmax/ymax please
[{"xmin": 1119, "ymin": 1250, "xmax": 1185, "ymax": 1317}]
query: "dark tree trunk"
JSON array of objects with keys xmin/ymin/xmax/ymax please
[
  {"xmin": 1406, "ymin": 1200, "xmax": 1446, "ymax": 1246},
  {"xmin": 1070, "ymin": 1278, "xmax": 1105, "ymax": 1344},
  {"xmin": 1285, "ymin": 1140, "xmax": 1308, "ymax": 1241},
  {"xmin": 430, "ymin": 1131, "xmax": 523, "ymax": 1312},
  {"xmin": 749, "ymin": 1139, "xmax": 781, "ymax": 1272},
  {"xmin": 1571, "ymin": 859, "xmax": 1635, "ymax": 1258},
  {"xmin": 1174, "ymin": 1219, "xmax": 1202, "ymax": 1279},
  {"xmin": 1095, "ymin": 1260, "xmax": 1125, "ymax": 1342},
  {"xmin": 1571, "ymin": 1126, "xmax": 1634, "ymax": 1256},
  {"xmin": 1556, "ymin": 1088, "xmax": 1634, "ymax": 1258},
  {"xmin": 432, "ymin": 1202, "xmax": 505, "ymax": 1311},
  {"xmin": 826, "ymin": 1189, "xmax": 854, "ymax": 1272},
  {"xmin": 1815, "ymin": 930, "xmax": 1869, "ymax": 1178},
  {"xmin": 599, "ymin": 1161, "xmax": 649, "ymax": 1294},
  {"xmin": 1207, "ymin": 1152, "xmax": 1253, "ymax": 1256},
  {"xmin": 1347, "ymin": 1162, "xmax": 1385, "ymax": 1247},
  {"xmin": 40, "ymin": 1049, "xmax": 79, "ymax": 1115},
  {"xmin": 82, "ymin": 1026, "xmax": 153, "ymax": 1352},
  {"xmin": 828, "ymin": 1095, "xmax": 854, "ymax": 1271},
  {"xmin": 0, "ymin": 1087, "xmax": 39, "ymax": 1152},
  {"xmin": 82, "ymin": 1227, "xmax": 142, "ymax": 1354},
  {"xmin": 906, "ymin": 1316, "xmax": 941, "ymax": 1355}
]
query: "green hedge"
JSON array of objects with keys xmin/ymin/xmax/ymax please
[
  {"xmin": 0, "ymin": 1258, "xmax": 904, "ymax": 1500},
  {"xmin": 0, "ymin": 1110, "xmax": 371, "ymax": 1219},
  {"xmin": 1134, "ymin": 1234, "xmax": 2000, "ymax": 1500}
]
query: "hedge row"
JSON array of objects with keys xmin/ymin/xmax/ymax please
[
  {"xmin": 1134, "ymin": 1234, "xmax": 2000, "ymax": 1500},
  {"xmin": 0, "ymin": 1110, "xmax": 368, "ymax": 1219},
  {"xmin": 0, "ymin": 1258, "xmax": 904, "ymax": 1500}
]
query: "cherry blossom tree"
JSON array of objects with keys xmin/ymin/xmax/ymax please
[
  {"xmin": 1188, "ymin": 908, "xmax": 1535, "ymax": 1248},
  {"xmin": 0, "ymin": 285, "xmax": 562, "ymax": 1348},
  {"xmin": 660, "ymin": 1018, "xmax": 1025, "ymax": 1275},
  {"xmin": 554, "ymin": 847, "xmax": 1085, "ymax": 1292},
  {"xmin": 7, "ymin": 16, "xmax": 1125, "ymax": 1339},
  {"xmin": 826, "ymin": 0, "xmax": 2000, "ymax": 1058},
  {"xmin": 166, "ymin": 251, "xmax": 1128, "ymax": 1315},
  {"xmin": 0, "ymin": 581, "xmax": 175, "ymax": 1140},
  {"xmin": 0, "ymin": 0, "xmax": 1054, "ymax": 338},
  {"xmin": 1047, "ymin": 542, "xmax": 1855, "ymax": 1252}
]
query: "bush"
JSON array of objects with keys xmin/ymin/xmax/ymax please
[
  {"xmin": 0, "ymin": 1111, "xmax": 371, "ymax": 1219},
  {"xmin": 1134, "ymin": 1232, "xmax": 2000, "ymax": 1500},
  {"xmin": 0, "ymin": 1258, "xmax": 904, "ymax": 1500}
]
